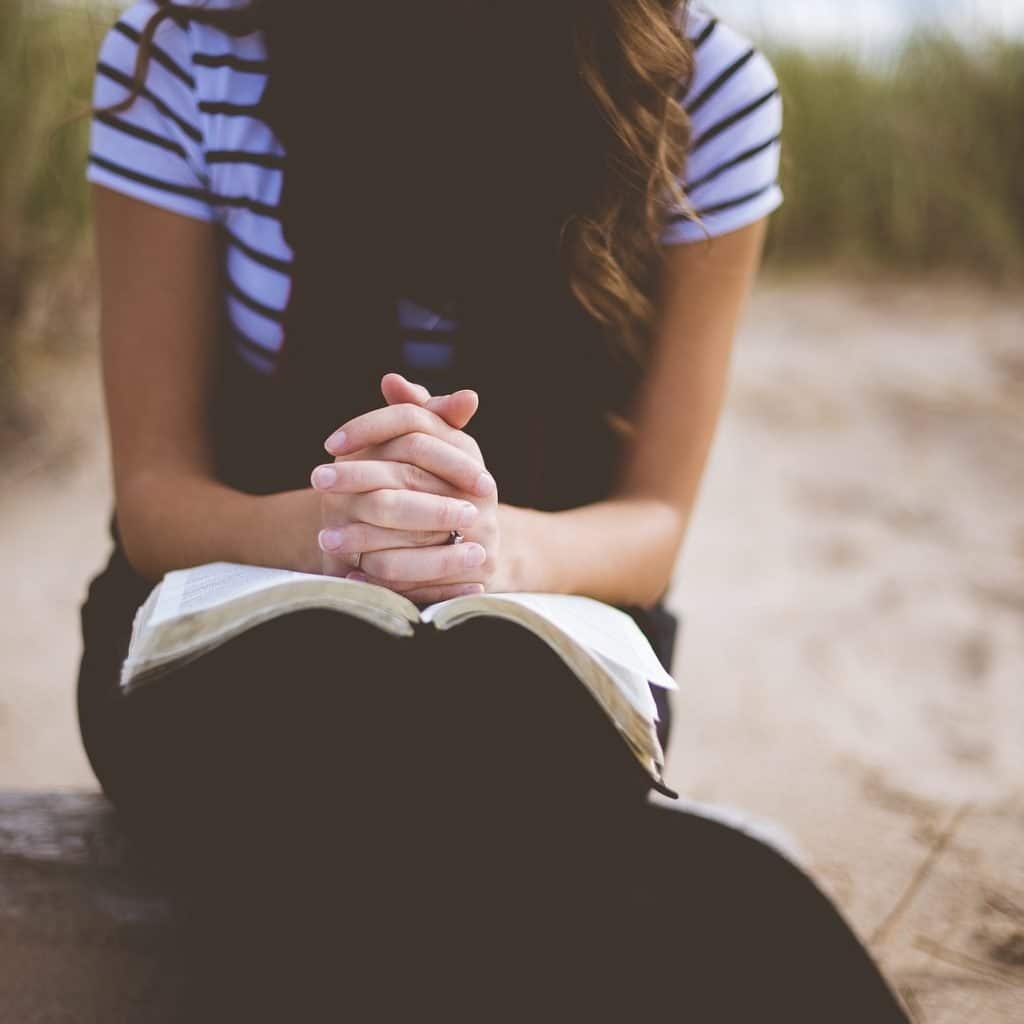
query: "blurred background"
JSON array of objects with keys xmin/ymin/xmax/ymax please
[{"xmin": 1, "ymin": 2, "xmax": 1022, "ymax": 1019}]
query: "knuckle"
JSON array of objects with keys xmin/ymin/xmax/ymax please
[
  {"xmin": 440, "ymin": 500, "xmax": 462, "ymax": 530},
  {"xmin": 450, "ymin": 431, "xmax": 482, "ymax": 459},
  {"xmin": 373, "ymin": 489, "xmax": 399, "ymax": 518},
  {"xmin": 332, "ymin": 463, "xmax": 359, "ymax": 489},
  {"xmin": 364, "ymin": 552, "xmax": 394, "ymax": 580},
  {"xmin": 444, "ymin": 548, "xmax": 467, "ymax": 576},
  {"xmin": 404, "ymin": 464, "xmax": 428, "ymax": 491},
  {"xmin": 401, "ymin": 404, "xmax": 429, "ymax": 432},
  {"xmin": 359, "ymin": 556, "xmax": 382, "ymax": 580},
  {"xmin": 404, "ymin": 433, "xmax": 431, "ymax": 464},
  {"xmin": 353, "ymin": 463, "xmax": 377, "ymax": 490}
]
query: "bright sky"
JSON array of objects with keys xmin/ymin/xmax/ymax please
[{"xmin": 712, "ymin": 0, "xmax": 1024, "ymax": 49}]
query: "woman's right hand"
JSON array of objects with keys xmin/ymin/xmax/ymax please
[{"xmin": 311, "ymin": 376, "xmax": 496, "ymax": 598}]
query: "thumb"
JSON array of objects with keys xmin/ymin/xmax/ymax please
[
  {"xmin": 380, "ymin": 373, "xmax": 479, "ymax": 430},
  {"xmin": 381, "ymin": 372, "xmax": 430, "ymax": 406}
]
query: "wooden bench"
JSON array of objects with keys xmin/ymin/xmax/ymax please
[{"xmin": 0, "ymin": 790, "xmax": 184, "ymax": 1023}]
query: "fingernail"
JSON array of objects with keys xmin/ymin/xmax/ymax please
[
  {"xmin": 458, "ymin": 503, "xmax": 479, "ymax": 528},
  {"xmin": 345, "ymin": 571, "xmax": 369, "ymax": 583},
  {"xmin": 474, "ymin": 471, "xmax": 496, "ymax": 497},
  {"xmin": 311, "ymin": 466, "xmax": 337, "ymax": 489},
  {"xmin": 324, "ymin": 430, "xmax": 347, "ymax": 453},
  {"xmin": 464, "ymin": 544, "xmax": 487, "ymax": 568},
  {"xmin": 319, "ymin": 529, "xmax": 343, "ymax": 552}
]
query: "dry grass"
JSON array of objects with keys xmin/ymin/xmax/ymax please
[
  {"xmin": 0, "ymin": 1, "xmax": 107, "ymax": 442},
  {"xmin": 766, "ymin": 34, "xmax": 1024, "ymax": 277}
]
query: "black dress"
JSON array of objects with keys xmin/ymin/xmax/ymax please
[{"xmin": 76, "ymin": 338, "xmax": 910, "ymax": 1022}]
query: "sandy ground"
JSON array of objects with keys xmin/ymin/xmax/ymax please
[{"xmin": 1, "ymin": 278, "xmax": 1022, "ymax": 1020}]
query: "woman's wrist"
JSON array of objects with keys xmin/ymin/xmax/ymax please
[
  {"xmin": 232, "ymin": 488, "xmax": 324, "ymax": 576},
  {"xmin": 496, "ymin": 497, "xmax": 684, "ymax": 605},
  {"xmin": 495, "ymin": 504, "xmax": 558, "ymax": 594}
]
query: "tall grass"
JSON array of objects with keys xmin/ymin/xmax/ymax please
[
  {"xmin": 765, "ymin": 35, "xmax": 1024, "ymax": 277},
  {"xmin": 0, "ymin": 0, "xmax": 104, "ymax": 437}
]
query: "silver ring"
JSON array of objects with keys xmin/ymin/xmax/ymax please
[{"xmin": 447, "ymin": 530, "xmax": 465, "ymax": 546}]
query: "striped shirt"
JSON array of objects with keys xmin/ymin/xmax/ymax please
[{"xmin": 87, "ymin": 2, "xmax": 783, "ymax": 380}]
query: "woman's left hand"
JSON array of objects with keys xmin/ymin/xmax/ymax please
[{"xmin": 312, "ymin": 375, "xmax": 506, "ymax": 604}]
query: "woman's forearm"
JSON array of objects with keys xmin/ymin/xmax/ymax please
[
  {"xmin": 117, "ymin": 466, "xmax": 688, "ymax": 601},
  {"xmin": 499, "ymin": 497, "xmax": 687, "ymax": 606},
  {"xmin": 116, "ymin": 470, "xmax": 322, "ymax": 581}
]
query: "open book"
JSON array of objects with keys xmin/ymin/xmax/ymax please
[{"xmin": 122, "ymin": 563, "xmax": 678, "ymax": 793}]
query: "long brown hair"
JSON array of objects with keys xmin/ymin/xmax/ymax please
[{"xmin": 568, "ymin": 1, "xmax": 694, "ymax": 354}]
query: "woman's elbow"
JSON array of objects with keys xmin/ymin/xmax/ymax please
[
  {"xmin": 634, "ymin": 501, "xmax": 687, "ymax": 606},
  {"xmin": 113, "ymin": 470, "xmax": 182, "ymax": 582}
]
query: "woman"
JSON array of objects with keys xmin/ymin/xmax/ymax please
[{"xmin": 79, "ymin": 2, "xmax": 909, "ymax": 1020}]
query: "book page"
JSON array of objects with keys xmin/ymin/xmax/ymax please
[
  {"xmin": 149, "ymin": 563, "xmax": 325, "ymax": 626},
  {"xmin": 423, "ymin": 592, "xmax": 677, "ymax": 690},
  {"xmin": 123, "ymin": 563, "xmax": 422, "ymax": 692},
  {"xmin": 591, "ymin": 653, "xmax": 661, "ymax": 722}
]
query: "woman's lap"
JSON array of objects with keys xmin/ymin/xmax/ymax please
[
  {"xmin": 83, "ymin": 610, "xmax": 650, "ymax": 824},
  {"xmin": 77, "ymin": 609, "xmax": 908, "ymax": 1022},
  {"xmin": 78, "ymin": 612, "xmax": 646, "ymax": 1016}
]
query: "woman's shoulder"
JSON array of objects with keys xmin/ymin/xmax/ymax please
[
  {"xmin": 87, "ymin": 1, "xmax": 273, "ymax": 225},
  {"xmin": 681, "ymin": 5, "xmax": 781, "ymax": 129},
  {"xmin": 662, "ymin": 4, "xmax": 784, "ymax": 243},
  {"xmin": 97, "ymin": 1, "xmax": 268, "ymax": 90}
]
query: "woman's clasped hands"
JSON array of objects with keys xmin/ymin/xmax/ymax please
[{"xmin": 310, "ymin": 373, "xmax": 501, "ymax": 605}]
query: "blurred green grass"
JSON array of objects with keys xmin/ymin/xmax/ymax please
[
  {"xmin": 0, "ymin": 0, "xmax": 103, "ymax": 437},
  {"xmin": 766, "ymin": 34, "xmax": 1024, "ymax": 276},
  {"xmin": 1, "ymin": 5, "xmax": 1022, "ymax": 433}
]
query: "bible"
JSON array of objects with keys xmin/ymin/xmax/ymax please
[{"xmin": 122, "ymin": 562, "xmax": 678, "ymax": 793}]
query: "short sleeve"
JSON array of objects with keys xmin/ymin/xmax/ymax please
[
  {"xmin": 86, "ymin": 2, "xmax": 214, "ymax": 223},
  {"xmin": 661, "ymin": 12, "xmax": 783, "ymax": 244}
]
